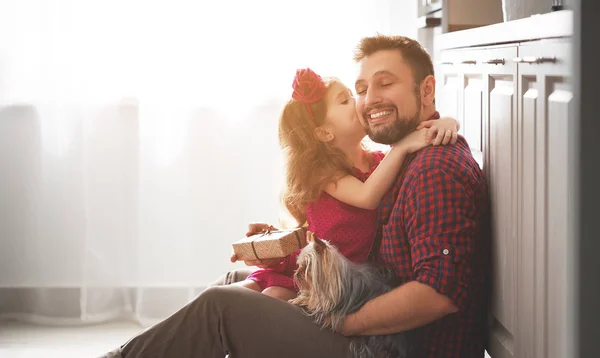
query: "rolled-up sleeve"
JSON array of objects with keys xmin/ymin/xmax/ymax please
[{"xmin": 404, "ymin": 168, "xmax": 477, "ymax": 311}]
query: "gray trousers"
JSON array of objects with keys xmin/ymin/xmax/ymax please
[{"xmin": 99, "ymin": 268, "xmax": 351, "ymax": 358}]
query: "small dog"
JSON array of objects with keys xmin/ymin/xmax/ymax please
[{"xmin": 289, "ymin": 232, "xmax": 417, "ymax": 358}]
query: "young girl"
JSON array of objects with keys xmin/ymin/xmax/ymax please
[{"xmin": 234, "ymin": 68, "xmax": 459, "ymax": 301}]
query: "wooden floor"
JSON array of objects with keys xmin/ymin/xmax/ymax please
[{"xmin": 0, "ymin": 320, "xmax": 142, "ymax": 358}]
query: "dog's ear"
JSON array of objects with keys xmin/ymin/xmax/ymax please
[
  {"xmin": 307, "ymin": 231, "xmax": 327, "ymax": 253},
  {"xmin": 306, "ymin": 231, "xmax": 315, "ymax": 243}
]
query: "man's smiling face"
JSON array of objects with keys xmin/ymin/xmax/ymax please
[{"xmin": 354, "ymin": 49, "xmax": 422, "ymax": 145}]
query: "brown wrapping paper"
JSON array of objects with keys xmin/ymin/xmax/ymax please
[{"xmin": 232, "ymin": 227, "xmax": 307, "ymax": 261}]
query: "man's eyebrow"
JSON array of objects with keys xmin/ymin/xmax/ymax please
[{"xmin": 373, "ymin": 70, "xmax": 396, "ymax": 78}]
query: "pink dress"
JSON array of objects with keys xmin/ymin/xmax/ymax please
[{"xmin": 246, "ymin": 151, "xmax": 385, "ymax": 291}]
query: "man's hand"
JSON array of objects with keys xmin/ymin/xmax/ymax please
[{"xmin": 229, "ymin": 222, "xmax": 285, "ymax": 268}]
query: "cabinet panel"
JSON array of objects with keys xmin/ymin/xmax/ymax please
[
  {"xmin": 517, "ymin": 39, "xmax": 572, "ymax": 358},
  {"xmin": 458, "ymin": 49, "xmax": 488, "ymax": 169},
  {"xmin": 546, "ymin": 86, "xmax": 572, "ymax": 358},
  {"xmin": 435, "ymin": 48, "xmax": 486, "ymax": 168},
  {"xmin": 435, "ymin": 48, "xmax": 467, "ymax": 131},
  {"xmin": 518, "ymin": 74, "xmax": 539, "ymax": 358},
  {"xmin": 488, "ymin": 80, "xmax": 516, "ymax": 332},
  {"xmin": 487, "ymin": 80, "xmax": 518, "ymax": 358},
  {"xmin": 458, "ymin": 49, "xmax": 486, "ymax": 153},
  {"xmin": 438, "ymin": 71, "xmax": 461, "ymax": 123},
  {"xmin": 484, "ymin": 46, "xmax": 518, "ymax": 358},
  {"xmin": 463, "ymin": 76, "xmax": 483, "ymax": 152}
]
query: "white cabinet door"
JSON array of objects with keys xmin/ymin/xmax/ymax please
[
  {"xmin": 459, "ymin": 50, "xmax": 486, "ymax": 155},
  {"xmin": 516, "ymin": 39, "xmax": 573, "ymax": 358},
  {"xmin": 435, "ymin": 50, "xmax": 462, "ymax": 126},
  {"xmin": 516, "ymin": 42, "xmax": 540, "ymax": 358},
  {"xmin": 435, "ymin": 48, "xmax": 487, "ymax": 169},
  {"xmin": 482, "ymin": 45, "xmax": 519, "ymax": 358}
]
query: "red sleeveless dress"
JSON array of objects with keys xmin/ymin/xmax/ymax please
[{"xmin": 246, "ymin": 151, "xmax": 385, "ymax": 291}]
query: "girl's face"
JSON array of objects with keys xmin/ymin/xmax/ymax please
[{"xmin": 321, "ymin": 82, "xmax": 366, "ymax": 146}]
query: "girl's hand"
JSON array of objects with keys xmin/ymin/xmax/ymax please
[
  {"xmin": 392, "ymin": 128, "xmax": 430, "ymax": 154},
  {"xmin": 416, "ymin": 116, "xmax": 459, "ymax": 145},
  {"xmin": 229, "ymin": 222, "xmax": 284, "ymax": 268},
  {"xmin": 246, "ymin": 222, "xmax": 277, "ymax": 236}
]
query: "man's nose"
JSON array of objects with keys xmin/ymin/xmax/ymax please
[{"xmin": 364, "ymin": 88, "xmax": 381, "ymax": 107}]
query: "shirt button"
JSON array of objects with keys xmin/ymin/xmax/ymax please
[{"xmin": 442, "ymin": 248, "xmax": 450, "ymax": 255}]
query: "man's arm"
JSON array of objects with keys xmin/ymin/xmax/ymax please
[
  {"xmin": 342, "ymin": 168, "xmax": 476, "ymax": 336},
  {"xmin": 342, "ymin": 281, "xmax": 457, "ymax": 335}
]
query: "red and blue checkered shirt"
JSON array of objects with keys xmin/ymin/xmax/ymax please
[{"xmin": 374, "ymin": 124, "xmax": 491, "ymax": 357}]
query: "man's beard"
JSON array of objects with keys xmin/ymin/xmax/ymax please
[{"xmin": 362, "ymin": 94, "xmax": 422, "ymax": 145}]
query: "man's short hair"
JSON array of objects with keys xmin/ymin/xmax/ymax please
[{"xmin": 354, "ymin": 34, "xmax": 434, "ymax": 85}]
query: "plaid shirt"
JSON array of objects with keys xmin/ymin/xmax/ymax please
[{"xmin": 374, "ymin": 122, "xmax": 491, "ymax": 357}]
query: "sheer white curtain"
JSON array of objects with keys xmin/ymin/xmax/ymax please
[{"xmin": 0, "ymin": 0, "xmax": 413, "ymax": 326}]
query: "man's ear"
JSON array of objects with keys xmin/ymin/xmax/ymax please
[
  {"xmin": 314, "ymin": 126, "xmax": 334, "ymax": 142},
  {"xmin": 420, "ymin": 75, "xmax": 436, "ymax": 107}
]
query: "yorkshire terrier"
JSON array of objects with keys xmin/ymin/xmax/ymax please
[{"xmin": 289, "ymin": 232, "xmax": 418, "ymax": 358}]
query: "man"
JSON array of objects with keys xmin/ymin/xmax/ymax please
[
  {"xmin": 341, "ymin": 35, "xmax": 490, "ymax": 357},
  {"xmin": 100, "ymin": 34, "xmax": 490, "ymax": 358}
]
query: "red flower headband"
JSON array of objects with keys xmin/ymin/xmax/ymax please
[{"xmin": 291, "ymin": 68, "xmax": 326, "ymax": 124}]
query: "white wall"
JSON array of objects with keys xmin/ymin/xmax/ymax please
[{"xmin": 389, "ymin": 0, "xmax": 418, "ymax": 39}]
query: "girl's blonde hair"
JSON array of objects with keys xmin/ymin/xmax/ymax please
[{"xmin": 279, "ymin": 78, "xmax": 354, "ymax": 227}]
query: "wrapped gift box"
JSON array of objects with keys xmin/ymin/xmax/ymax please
[{"xmin": 232, "ymin": 227, "xmax": 307, "ymax": 261}]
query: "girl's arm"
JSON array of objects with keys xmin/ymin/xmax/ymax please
[
  {"xmin": 325, "ymin": 117, "xmax": 459, "ymax": 210},
  {"xmin": 324, "ymin": 129, "xmax": 427, "ymax": 210}
]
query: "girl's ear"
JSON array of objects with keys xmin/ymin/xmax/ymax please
[{"xmin": 314, "ymin": 126, "xmax": 334, "ymax": 142}]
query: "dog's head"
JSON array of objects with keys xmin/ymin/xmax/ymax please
[{"xmin": 291, "ymin": 232, "xmax": 347, "ymax": 315}]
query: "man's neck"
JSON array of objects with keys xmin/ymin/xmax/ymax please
[{"xmin": 419, "ymin": 107, "xmax": 439, "ymax": 122}]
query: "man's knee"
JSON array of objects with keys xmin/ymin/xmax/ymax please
[
  {"xmin": 199, "ymin": 285, "xmax": 230, "ymax": 303},
  {"xmin": 197, "ymin": 285, "xmax": 246, "ymax": 311}
]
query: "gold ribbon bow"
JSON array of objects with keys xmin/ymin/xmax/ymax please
[{"xmin": 249, "ymin": 226, "xmax": 303, "ymax": 261}]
